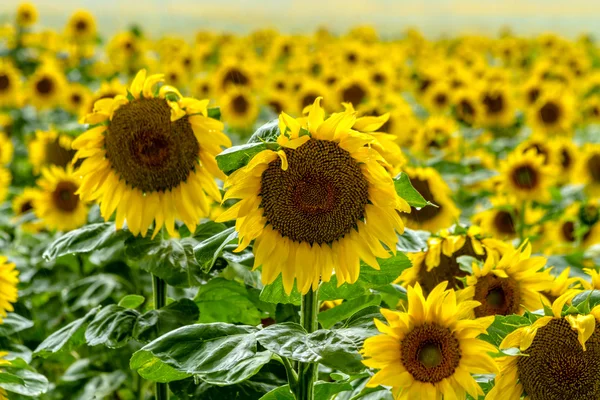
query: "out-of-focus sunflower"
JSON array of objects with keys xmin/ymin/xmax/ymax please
[
  {"xmin": 65, "ymin": 10, "xmax": 97, "ymax": 43},
  {"xmin": 487, "ymin": 293, "xmax": 600, "ymax": 400},
  {"xmin": 163, "ymin": 62, "xmax": 188, "ymax": 88},
  {"xmin": 582, "ymin": 96, "xmax": 600, "ymax": 124},
  {"xmin": 192, "ymin": 76, "xmax": 214, "ymax": 100},
  {"xmin": 220, "ymin": 87, "xmax": 260, "ymax": 130},
  {"xmin": 398, "ymin": 226, "xmax": 509, "ymax": 293},
  {"xmin": 64, "ymin": 83, "xmax": 92, "ymax": 117},
  {"xmin": 27, "ymin": 64, "xmax": 66, "ymax": 110},
  {"xmin": 479, "ymin": 83, "xmax": 515, "ymax": 127},
  {"xmin": 335, "ymin": 72, "xmax": 373, "ymax": 110},
  {"xmin": 214, "ymin": 60, "xmax": 255, "ymax": 94},
  {"xmin": 12, "ymin": 187, "xmax": 40, "ymax": 217},
  {"xmin": 28, "ymin": 129, "xmax": 75, "ymax": 175},
  {"xmin": 106, "ymin": 31, "xmax": 145, "ymax": 73},
  {"xmin": 576, "ymin": 144, "xmax": 600, "ymax": 196},
  {"xmin": 262, "ymin": 91, "xmax": 293, "ymax": 116},
  {"xmin": 521, "ymin": 77, "xmax": 544, "ymax": 108},
  {"xmin": 0, "ymin": 132, "xmax": 13, "ymax": 166},
  {"xmin": 528, "ymin": 86, "xmax": 575, "ymax": 136},
  {"xmin": 72, "ymin": 69, "xmax": 230, "ymax": 237},
  {"xmin": 85, "ymin": 78, "xmax": 126, "ymax": 115},
  {"xmin": 0, "ymin": 60, "xmax": 22, "ymax": 108},
  {"xmin": 464, "ymin": 242, "xmax": 552, "ymax": 317},
  {"xmin": 548, "ymin": 138, "xmax": 577, "ymax": 183},
  {"xmin": 422, "ymin": 80, "xmax": 452, "ymax": 114},
  {"xmin": 33, "ymin": 166, "xmax": 88, "ymax": 232},
  {"xmin": 217, "ymin": 98, "xmax": 410, "ymax": 294},
  {"xmin": 16, "ymin": 2, "xmax": 38, "ymax": 27},
  {"xmin": 541, "ymin": 267, "xmax": 583, "ymax": 303},
  {"xmin": 0, "ymin": 256, "xmax": 18, "ymax": 324},
  {"xmin": 515, "ymin": 138, "xmax": 552, "ymax": 164},
  {"xmin": 544, "ymin": 203, "xmax": 600, "ymax": 254},
  {"xmin": 362, "ymin": 282, "xmax": 498, "ymax": 399},
  {"xmin": 453, "ymin": 87, "xmax": 482, "ymax": 126},
  {"xmin": 499, "ymin": 149, "xmax": 555, "ymax": 203},
  {"xmin": 401, "ymin": 167, "xmax": 460, "ymax": 232},
  {"xmin": 411, "ymin": 115, "xmax": 460, "ymax": 158},
  {"xmin": 0, "ymin": 168, "xmax": 10, "ymax": 204},
  {"xmin": 296, "ymin": 78, "xmax": 331, "ymax": 114}
]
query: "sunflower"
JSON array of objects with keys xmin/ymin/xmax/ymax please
[
  {"xmin": 528, "ymin": 86, "xmax": 575, "ymax": 136},
  {"xmin": 0, "ymin": 256, "xmax": 18, "ymax": 324},
  {"xmin": 544, "ymin": 203, "xmax": 600, "ymax": 254},
  {"xmin": 576, "ymin": 144, "xmax": 600, "ymax": 196},
  {"xmin": 582, "ymin": 96, "xmax": 600, "ymax": 124},
  {"xmin": 515, "ymin": 138, "xmax": 552, "ymax": 165},
  {"xmin": 12, "ymin": 187, "xmax": 39, "ymax": 217},
  {"xmin": 479, "ymin": 83, "xmax": 516, "ymax": 127},
  {"xmin": 521, "ymin": 77, "xmax": 544, "ymax": 108},
  {"xmin": 411, "ymin": 115, "xmax": 460, "ymax": 158},
  {"xmin": 65, "ymin": 10, "xmax": 97, "ymax": 43},
  {"xmin": 214, "ymin": 60, "xmax": 255, "ymax": 94},
  {"xmin": 33, "ymin": 166, "xmax": 88, "ymax": 231},
  {"xmin": 64, "ymin": 83, "xmax": 92, "ymax": 117},
  {"xmin": 28, "ymin": 129, "xmax": 75, "ymax": 175},
  {"xmin": 362, "ymin": 282, "xmax": 498, "ymax": 400},
  {"xmin": 464, "ymin": 242, "xmax": 552, "ymax": 317},
  {"xmin": 163, "ymin": 62, "xmax": 188, "ymax": 88},
  {"xmin": 0, "ymin": 60, "xmax": 22, "ymax": 108},
  {"xmin": 541, "ymin": 267, "xmax": 583, "ymax": 303},
  {"xmin": 27, "ymin": 64, "xmax": 66, "ymax": 110},
  {"xmin": 452, "ymin": 87, "xmax": 482, "ymax": 126},
  {"xmin": 0, "ymin": 132, "xmax": 13, "ymax": 166},
  {"xmin": 398, "ymin": 226, "xmax": 510, "ymax": 293},
  {"xmin": 85, "ymin": 78, "xmax": 127, "ymax": 115},
  {"xmin": 401, "ymin": 167, "xmax": 460, "ymax": 233},
  {"xmin": 220, "ymin": 87, "xmax": 260, "ymax": 130},
  {"xmin": 423, "ymin": 80, "xmax": 452, "ymax": 114},
  {"xmin": 263, "ymin": 91, "xmax": 293, "ymax": 116},
  {"xmin": 16, "ymin": 2, "xmax": 37, "ymax": 27},
  {"xmin": 296, "ymin": 78, "xmax": 332, "ymax": 114},
  {"xmin": 72, "ymin": 69, "xmax": 230, "ymax": 237},
  {"xmin": 193, "ymin": 76, "xmax": 214, "ymax": 100},
  {"xmin": 487, "ymin": 293, "xmax": 600, "ymax": 400},
  {"xmin": 217, "ymin": 97, "xmax": 410, "ymax": 294},
  {"xmin": 0, "ymin": 168, "xmax": 10, "ymax": 204},
  {"xmin": 499, "ymin": 149, "xmax": 555, "ymax": 203},
  {"xmin": 335, "ymin": 72, "xmax": 373, "ymax": 110}
]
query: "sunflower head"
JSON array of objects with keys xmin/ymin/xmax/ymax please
[
  {"xmin": 27, "ymin": 64, "xmax": 66, "ymax": 110},
  {"xmin": 577, "ymin": 144, "xmax": 600, "ymax": 196},
  {"xmin": 28, "ymin": 129, "xmax": 75, "ymax": 175},
  {"xmin": 0, "ymin": 256, "xmax": 18, "ymax": 323},
  {"xmin": 217, "ymin": 97, "xmax": 410, "ymax": 294},
  {"xmin": 72, "ymin": 69, "xmax": 230, "ymax": 237},
  {"xmin": 220, "ymin": 87, "xmax": 259, "ymax": 130},
  {"xmin": 0, "ymin": 168, "xmax": 10, "ymax": 204},
  {"xmin": 16, "ymin": 2, "xmax": 38, "ymax": 27},
  {"xmin": 500, "ymin": 149, "xmax": 555, "ymax": 203},
  {"xmin": 362, "ymin": 282, "xmax": 498, "ymax": 399},
  {"xmin": 0, "ymin": 60, "xmax": 22, "ymax": 108},
  {"xmin": 65, "ymin": 10, "xmax": 97, "ymax": 42}
]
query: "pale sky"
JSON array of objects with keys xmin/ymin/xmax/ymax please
[{"xmin": 1, "ymin": 0, "xmax": 599, "ymax": 39}]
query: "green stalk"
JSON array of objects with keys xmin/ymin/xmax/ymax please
[
  {"xmin": 295, "ymin": 288, "xmax": 319, "ymax": 400},
  {"xmin": 152, "ymin": 274, "xmax": 168, "ymax": 400}
]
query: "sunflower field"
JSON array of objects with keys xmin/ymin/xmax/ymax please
[{"xmin": 1, "ymin": 2, "xmax": 600, "ymax": 400}]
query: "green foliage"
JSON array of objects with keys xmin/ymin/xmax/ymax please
[
  {"xmin": 195, "ymin": 278, "xmax": 263, "ymax": 325},
  {"xmin": 43, "ymin": 223, "xmax": 130, "ymax": 261},
  {"xmin": 393, "ymin": 172, "xmax": 430, "ymax": 208},
  {"xmin": 479, "ymin": 314, "xmax": 531, "ymax": 348},
  {"xmin": 85, "ymin": 305, "xmax": 140, "ymax": 348},
  {"xmin": 216, "ymin": 142, "xmax": 281, "ymax": 175}
]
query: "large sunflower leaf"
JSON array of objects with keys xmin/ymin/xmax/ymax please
[
  {"xmin": 0, "ymin": 313, "xmax": 34, "ymax": 337},
  {"xmin": 216, "ymin": 142, "xmax": 281, "ymax": 175},
  {"xmin": 134, "ymin": 299, "xmax": 200, "ymax": 343},
  {"xmin": 194, "ymin": 278, "xmax": 262, "ymax": 325},
  {"xmin": 84, "ymin": 304, "xmax": 140, "ymax": 349}
]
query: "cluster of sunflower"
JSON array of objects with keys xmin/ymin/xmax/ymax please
[{"xmin": 0, "ymin": 2, "xmax": 600, "ymax": 400}]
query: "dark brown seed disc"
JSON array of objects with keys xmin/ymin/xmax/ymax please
[
  {"xmin": 0, "ymin": 74, "xmax": 10, "ymax": 91},
  {"xmin": 561, "ymin": 149, "xmax": 572, "ymax": 169},
  {"xmin": 561, "ymin": 221, "xmax": 576, "ymax": 242},
  {"xmin": 493, "ymin": 210, "xmax": 516, "ymax": 235},
  {"xmin": 20, "ymin": 201, "xmax": 33, "ymax": 214},
  {"xmin": 510, "ymin": 164, "xmax": 539, "ymax": 190},
  {"xmin": 342, "ymin": 83, "xmax": 367, "ymax": 107},
  {"xmin": 539, "ymin": 101, "xmax": 561, "ymax": 125},
  {"xmin": 301, "ymin": 92, "xmax": 319, "ymax": 109},
  {"xmin": 417, "ymin": 238, "xmax": 485, "ymax": 293},
  {"xmin": 587, "ymin": 154, "xmax": 600, "ymax": 182},
  {"xmin": 52, "ymin": 181, "xmax": 79, "ymax": 212},
  {"xmin": 517, "ymin": 318, "xmax": 600, "ymax": 400},
  {"xmin": 221, "ymin": 68, "xmax": 249, "ymax": 89},
  {"xmin": 400, "ymin": 323, "xmax": 461, "ymax": 383},
  {"xmin": 260, "ymin": 139, "xmax": 369, "ymax": 244},
  {"xmin": 482, "ymin": 92, "xmax": 505, "ymax": 115},
  {"xmin": 106, "ymin": 98, "xmax": 199, "ymax": 193},
  {"xmin": 473, "ymin": 274, "xmax": 521, "ymax": 317},
  {"xmin": 45, "ymin": 139, "xmax": 76, "ymax": 168},
  {"xmin": 232, "ymin": 94, "xmax": 249, "ymax": 114},
  {"xmin": 403, "ymin": 177, "xmax": 443, "ymax": 223},
  {"xmin": 36, "ymin": 77, "xmax": 55, "ymax": 96}
]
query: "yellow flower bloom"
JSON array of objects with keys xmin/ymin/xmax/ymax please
[
  {"xmin": 0, "ymin": 256, "xmax": 19, "ymax": 323},
  {"xmin": 28, "ymin": 129, "xmax": 75, "ymax": 175},
  {"xmin": 499, "ymin": 148, "xmax": 555, "ymax": 203},
  {"xmin": 16, "ymin": 2, "xmax": 38, "ymax": 27}
]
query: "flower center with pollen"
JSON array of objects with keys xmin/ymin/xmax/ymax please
[
  {"xmin": 0, "ymin": 74, "xmax": 10, "ymax": 91},
  {"xmin": 260, "ymin": 139, "xmax": 369, "ymax": 244},
  {"xmin": 105, "ymin": 97, "xmax": 199, "ymax": 193},
  {"xmin": 52, "ymin": 181, "xmax": 79, "ymax": 212},
  {"xmin": 403, "ymin": 178, "xmax": 442, "ymax": 223},
  {"xmin": 36, "ymin": 77, "xmax": 55, "ymax": 95},
  {"xmin": 539, "ymin": 101, "xmax": 561, "ymax": 125},
  {"xmin": 473, "ymin": 274, "xmax": 520, "ymax": 317},
  {"xmin": 517, "ymin": 318, "xmax": 600, "ymax": 400},
  {"xmin": 511, "ymin": 164, "xmax": 539, "ymax": 190},
  {"xmin": 401, "ymin": 324, "xmax": 461, "ymax": 383}
]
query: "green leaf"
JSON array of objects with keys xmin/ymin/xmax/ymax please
[
  {"xmin": 396, "ymin": 228, "xmax": 430, "ymax": 253},
  {"xmin": 456, "ymin": 255, "xmax": 482, "ymax": 275},
  {"xmin": 319, "ymin": 295, "xmax": 382, "ymax": 329},
  {"xmin": 171, "ymin": 376, "xmax": 278, "ymax": 399},
  {"xmin": 118, "ymin": 294, "xmax": 146, "ymax": 309},
  {"xmin": 43, "ymin": 222, "xmax": 130, "ymax": 261},
  {"xmin": 126, "ymin": 237, "xmax": 203, "ymax": 288},
  {"xmin": 195, "ymin": 278, "xmax": 263, "ymax": 325},
  {"xmin": 192, "ymin": 221, "xmax": 229, "ymax": 241},
  {"xmin": 207, "ymin": 107, "xmax": 221, "ymax": 120},
  {"xmin": 85, "ymin": 304, "xmax": 140, "ymax": 348},
  {"xmin": 0, "ymin": 313, "xmax": 34, "ymax": 337},
  {"xmin": 216, "ymin": 142, "xmax": 280, "ymax": 175},
  {"xmin": 480, "ymin": 314, "xmax": 531, "ymax": 347},
  {"xmin": 247, "ymin": 119, "xmax": 280, "ymax": 143},
  {"xmin": 334, "ymin": 306, "xmax": 384, "ymax": 346},
  {"xmin": 63, "ymin": 274, "xmax": 127, "ymax": 311},
  {"xmin": 259, "ymin": 275, "xmax": 301, "ymax": 306},
  {"xmin": 34, "ymin": 307, "xmax": 99, "ymax": 358},
  {"xmin": 130, "ymin": 323, "xmax": 270, "ymax": 385},
  {"xmin": 393, "ymin": 172, "xmax": 429, "ymax": 208},
  {"xmin": 572, "ymin": 290, "xmax": 600, "ymax": 313},
  {"xmin": 0, "ymin": 372, "xmax": 25, "ymax": 385},
  {"xmin": 78, "ymin": 371, "xmax": 127, "ymax": 399},
  {"xmin": 134, "ymin": 299, "xmax": 200, "ymax": 343},
  {"xmin": 260, "ymin": 381, "xmax": 353, "ymax": 400},
  {"xmin": 194, "ymin": 227, "xmax": 237, "ymax": 272},
  {"xmin": 0, "ymin": 365, "xmax": 49, "ymax": 397}
]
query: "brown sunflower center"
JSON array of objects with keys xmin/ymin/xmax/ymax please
[
  {"xmin": 342, "ymin": 84, "xmax": 366, "ymax": 107},
  {"xmin": 268, "ymin": 100, "xmax": 284, "ymax": 114},
  {"xmin": 401, "ymin": 323, "xmax": 461, "ymax": 383},
  {"xmin": 232, "ymin": 94, "xmax": 249, "ymax": 114},
  {"xmin": 527, "ymin": 88, "xmax": 540, "ymax": 104},
  {"xmin": 20, "ymin": 201, "xmax": 33, "ymax": 214},
  {"xmin": 75, "ymin": 19, "xmax": 88, "ymax": 32},
  {"xmin": 482, "ymin": 93, "xmax": 505, "ymax": 115},
  {"xmin": 106, "ymin": 97, "xmax": 199, "ymax": 193},
  {"xmin": 45, "ymin": 139, "xmax": 76, "ymax": 168},
  {"xmin": 517, "ymin": 318, "xmax": 600, "ymax": 400},
  {"xmin": 52, "ymin": 181, "xmax": 79, "ymax": 212},
  {"xmin": 434, "ymin": 93, "xmax": 448, "ymax": 107},
  {"xmin": 403, "ymin": 178, "xmax": 442, "ymax": 223},
  {"xmin": 561, "ymin": 149, "xmax": 572, "ymax": 169},
  {"xmin": 36, "ymin": 77, "xmax": 55, "ymax": 95},
  {"xmin": 493, "ymin": 210, "xmax": 516, "ymax": 235},
  {"xmin": 473, "ymin": 274, "xmax": 520, "ymax": 317},
  {"xmin": 301, "ymin": 92, "xmax": 319, "ymax": 109},
  {"xmin": 0, "ymin": 74, "xmax": 10, "ymax": 91},
  {"xmin": 539, "ymin": 101, "xmax": 561, "ymax": 125},
  {"xmin": 222, "ymin": 68, "xmax": 249, "ymax": 89},
  {"xmin": 587, "ymin": 154, "xmax": 600, "ymax": 182},
  {"xmin": 71, "ymin": 93, "xmax": 82, "ymax": 105},
  {"xmin": 511, "ymin": 164, "xmax": 539, "ymax": 190},
  {"xmin": 260, "ymin": 139, "xmax": 369, "ymax": 244},
  {"xmin": 561, "ymin": 221, "xmax": 576, "ymax": 242},
  {"xmin": 372, "ymin": 73, "xmax": 385, "ymax": 84},
  {"xmin": 458, "ymin": 99, "xmax": 475, "ymax": 119}
]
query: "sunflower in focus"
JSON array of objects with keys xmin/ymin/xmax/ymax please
[
  {"xmin": 577, "ymin": 144, "xmax": 600, "ymax": 195},
  {"xmin": 401, "ymin": 167, "xmax": 460, "ymax": 232},
  {"xmin": 499, "ymin": 149, "xmax": 555, "ymax": 203},
  {"xmin": 33, "ymin": 166, "xmax": 88, "ymax": 231},
  {"xmin": 0, "ymin": 60, "xmax": 22, "ymax": 108},
  {"xmin": 487, "ymin": 293, "xmax": 600, "ymax": 400},
  {"xmin": 362, "ymin": 282, "xmax": 498, "ymax": 399},
  {"xmin": 464, "ymin": 243, "xmax": 552, "ymax": 317},
  {"xmin": 220, "ymin": 87, "xmax": 260, "ymax": 130},
  {"xmin": 0, "ymin": 256, "xmax": 19, "ymax": 324},
  {"xmin": 217, "ymin": 98, "xmax": 410, "ymax": 294},
  {"xmin": 16, "ymin": 2, "xmax": 37, "ymax": 27},
  {"xmin": 27, "ymin": 64, "xmax": 66, "ymax": 110},
  {"xmin": 72, "ymin": 69, "xmax": 230, "ymax": 237},
  {"xmin": 28, "ymin": 129, "xmax": 75, "ymax": 175},
  {"xmin": 65, "ymin": 10, "xmax": 97, "ymax": 43}
]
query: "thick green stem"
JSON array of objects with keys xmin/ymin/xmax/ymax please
[
  {"xmin": 152, "ymin": 274, "xmax": 168, "ymax": 400},
  {"xmin": 295, "ymin": 288, "xmax": 319, "ymax": 400}
]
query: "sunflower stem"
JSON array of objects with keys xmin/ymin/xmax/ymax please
[
  {"xmin": 152, "ymin": 274, "xmax": 169, "ymax": 400},
  {"xmin": 295, "ymin": 288, "xmax": 319, "ymax": 400}
]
